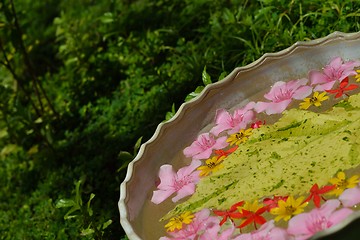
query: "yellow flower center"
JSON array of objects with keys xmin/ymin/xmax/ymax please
[
  {"xmin": 310, "ymin": 96, "xmax": 318, "ymax": 103},
  {"xmin": 285, "ymin": 205, "xmax": 296, "ymax": 215},
  {"xmin": 235, "ymin": 132, "xmax": 244, "ymax": 139},
  {"xmin": 207, "ymin": 161, "xmax": 216, "ymax": 169}
]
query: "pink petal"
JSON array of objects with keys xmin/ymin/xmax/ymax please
[
  {"xmin": 218, "ymin": 224, "xmax": 236, "ymax": 240},
  {"xmin": 339, "ymin": 187, "xmax": 360, "ymax": 207},
  {"xmin": 193, "ymin": 148, "xmax": 213, "ymax": 160},
  {"xmin": 183, "ymin": 142, "xmax": 204, "ymax": 158},
  {"xmin": 151, "ymin": 189, "xmax": 175, "ymax": 204},
  {"xmin": 211, "ymin": 109, "xmax": 233, "ymax": 136},
  {"xmin": 292, "ymin": 85, "xmax": 313, "ymax": 100},
  {"xmin": 328, "ymin": 57, "xmax": 343, "ymax": 69},
  {"xmin": 212, "ymin": 136, "xmax": 229, "ymax": 149},
  {"xmin": 328, "ymin": 208, "xmax": 354, "ymax": 226},
  {"xmin": 232, "ymin": 233, "xmax": 252, "ymax": 240},
  {"xmin": 318, "ymin": 199, "xmax": 340, "ymax": 218},
  {"xmin": 255, "ymin": 100, "xmax": 292, "ymax": 115},
  {"xmin": 313, "ymin": 81, "xmax": 337, "ymax": 92},
  {"xmin": 309, "ymin": 70, "xmax": 329, "ymax": 85},
  {"xmin": 269, "ymin": 227, "xmax": 289, "ymax": 240},
  {"xmin": 157, "ymin": 165, "xmax": 176, "ymax": 190},
  {"xmin": 172, "ymin": 183, "xmax": 196, "ymax": 202},
  {"xmin": 264, "ymin": 81, "xmax": 287, "ymax": 101},
  {"xmin": 287, "ymin": 212, "xmax": 312, "ymax": 236},
  {"xmin": 177, "ymin": 160, "xmax": 201, "ymax": 178}
]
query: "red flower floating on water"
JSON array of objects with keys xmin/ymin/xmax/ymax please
[
  {"xmin": 263, "ymin": 195, "xmax": 289, "ymax": 211},
  {"xmin": 325, "ymin": 77, "xmax": 359, "ymax": 98},
  {"xmin": 237, "ymin": 201, "xmax": 268, "ymax": 229},
  {"xmin": 303, "ymin": 183, "xmax": 336, "ymax": 208},
  {"xmin": 213, "ymin": 201, "xmax": 244, "ymax": 226},
  {"xmin": 214, "ymin": 146, "xmax": 238, "ymax": 159}
]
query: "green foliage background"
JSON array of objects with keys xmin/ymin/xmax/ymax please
[{"xmin": 0, "ymin": 0, "xmax": 359, "ymax": 239}]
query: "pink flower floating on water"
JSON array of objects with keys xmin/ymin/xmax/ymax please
[
  {"xmin": 310, "ymin": 56, "xmax": 360, "ymax": 91},
  {"xmin": 254, "ymin": 78, "xmax": 312, "ymax": 115},
  {"xmin": 183, "ymin": 132, "xmax": 228, "ymax": 160},
  {"xmin": 160, "ymin": 209, "xmax": 220, "ymax": 240},
  {"xmin": 233, "ymin": 220, "xmax": 289, "ymax": 240},
  {"xmin": 287, "ymin": 199, "xmax": 353, "ymax": 240},
  {"xmin": 210, "ymin": 102, "xmax": 256, "ymax": 136},
  {"xmin": 339, "ymin": 184, "xmax": 360, "ymax": 208},
  {"xmin": 151, "ymin": 160, "xmax": 201, "ymax": 204}
]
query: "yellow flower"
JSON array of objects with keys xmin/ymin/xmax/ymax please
[
  {"xmin": 164, "ymin": 211, "xmax": 194, "ymax": 232},
  {"xmin": 270, "ymin": 196, "xmax": 308, "ymax": 222},
  {"xmin": 197, "ymin": 156, "xmax": 225, "ymax": 177},
  {"xmin": 239, "ymin": 200, "xmax": 264, "ymax": 212},
  {"xmin": 226, "ymin": 128, "xmax": 252, "ymax": 146},
  {"xmin": 355, "ymin": 69, "xmax": 360, "ymax": 82},
  {"xmin": 328, "ymin": 171, "xmax": 360, "ymax": 196},
  {"xmin": 299, "ymin": 92, "xmax": 329, "ymax": 110}
]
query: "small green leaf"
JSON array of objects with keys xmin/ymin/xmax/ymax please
[
  {"xmin": 80, "ymin": 227, "xmax": 95, "ymax": 236},
  {"xmin": 218, "ymin": 71, "xmax": 228, "ymax": 81},
  {"xmin": 134, "ymin": 137, "xmax": 143, "ymax": 155},
  {"xmin": 99, "ymin": 12, "xmax": 114, "ymax": 24},
  {"xmin": 55, "ymin": 199, "xmax": 76, "ymax": 208},
  {"xmin": 202, "ymin": 66, "xmax": 212, "ymax": 85},
  {"xmin": 87, "ymin": 193, "xmax": 95, "ymax": 217},
  {"xmin": 102, "ymin": 219, "xmax": 113, "ymax": 230}
]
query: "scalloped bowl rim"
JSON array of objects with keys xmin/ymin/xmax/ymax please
[{"xmin": 119, "ymin": 31, "xmax": 360, "ymax": 240}]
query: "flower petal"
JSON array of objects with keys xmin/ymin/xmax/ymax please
[{"xmin": 339, "ymin": 187, "xmax": 360, "ymax": 207}]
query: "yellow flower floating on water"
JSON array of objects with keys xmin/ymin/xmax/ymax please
[
  {"xmin": 165, "ymin": 211, "xmax": 194, "ymax": 232},
  {"xmin": 299, "ymin": 91, "xmax": 329, "ymax": 110},
  {"xmin": 270, "ymin": 196, "xmax": 308, "ymax": 222},
  {"xmin": 226, "ymin": 128, "xmax": 252, "ymax": 146},
  {"xmin": 328, "ymin": 171, "xmax": 360, "ymax": 196},
  {"xmin": 355, "ymin": 69, "xmax": 360, "ymax": 82},
  {"xmin": 197, "ymin": 155, "xmax": 225, "ymax": 177}
]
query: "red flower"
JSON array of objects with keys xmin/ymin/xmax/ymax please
[
  {"xmin": 236, "ymin": 201, "xmax": 268, "ymax": 229},
  {"xmin": 303, "ymin": 183, "xmax": 336, "ymax": 208},
  {"xmin": 325, "ymin": 77, "xmax": 359, "ymax": 98},
  {"xmin": 213, "ymin": 201, "xmax": 244, "ymax": 226},
  {"xmin": 251, "ymin": 120, "xmax": 265, "ymax": 129},
  {"xmin": 263, "ymin": 195, "xmax": 288, "ymax": 211},
  {"xmin": 214, "ymin": 146, "xmax": 238, "ymax": 159}
]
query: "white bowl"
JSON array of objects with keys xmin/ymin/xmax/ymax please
[{"xmin": 119, "ymin": 31, "xmax": 360, "ymax": 240}]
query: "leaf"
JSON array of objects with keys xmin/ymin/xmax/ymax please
[
  {"xmin": 55, "ymin": 199, "xmax": 76, "ymax": 208},
  {"xmin": 134, "ymin": 136, "xmax": 143, "ymax": 155},
  {"xmin": 162, "ymin": 96, "xmax": 360, "ymax": 220},
  {"xmin": 202, "ymin": 66, "xmax": 212, "ymax": 85},
  {"xmin": 101, "ymin": 219, "xmax": 113, "ymax": 230},
  {"xmin": 80, "ymin": 227, "xmax": 95, "ymax": 236},
  {"xmin": 218, "ymin": 71, "xmax": 228, "ymax": 81},
  {"xmin": 99, "ymin": 12, "xmax": 114, "ymax": 24},
  {"xmin": 87, "ymin": 193, "xmax": 95, "ymax": 217}
]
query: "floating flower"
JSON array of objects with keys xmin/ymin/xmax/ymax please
[
  {"xmin": 165, "ymin": 211, "xmax": 194, "ymax": 232},
  {"xmin": 263, "ymin": 195, "xmax": 289, "ymax": 211},
  {"xmin": 214, "ymin": 145, "xmax": 238, "ymax": 159},
  {"xmin": 254, "ymin": 78, "xmax": 312, "ymax": 115},
  {"xmin": 270, "ymin": 196, "xmax": 308, "ymax": 222},
  {"xmin": 250, "ymin": 120, "xmax": 265, "ymax": 129},
  {"xmin": 227, "ymin": 128, "xmax": 253, "ymax": 146},
  {"xmin": 183, "ymin": 133, "xmax": 228, "ymax": 160},
  {"xmin": 339, "ymin": 185, "xmax": 360, "ymax": 207},
  {"xmin": 210, "ymin": 102, "xmax": 256, "ymax": 136},
  {"xmin": 197, "ymin": 155, "xmax": 225, "ymax": 177},
  {"xmin": 328, "ymin": 171, "xmax": 360, "ymax": 196},
  {"xmin": 160, "ymin": 209, "xmax": 219, "ymax": 240},
  {"xmin": 355, "ymin": 69, "xmax": 360, "ymax": 82},
  {"xmin": 287, "ymin": 199, "xmax": 353, "ymax": 240},
  {"xmin": 310, "ymin": 56, "xmax": 360, "ymax": 91},
  {"xmin": 303, "ymin": 183, "xmax": 335, "ymax": 208},
  {"xmin": 237, "ymin": 200, "xmax": 268, "ymax": 229},
  {"xmin": 233, "ymin": 220, "xmax": 289, "ymax": 240},
  {"xmin": 325, "ymin": 77, "xmax": 359, "ymax": 98},
  {"xmin": 299, "ymin": 91, "xmax": 329, "ymax": 110},
  {"xmin": 213, "ymin": 201, "xmax": 244, "ymax": 226},
  {"xmin": 151, "ymin": 160, "xmax": 201, "ymax": 204},
  {"xmin": 200, "ymin": 222, "xmax": 236, "ymax": 240}
]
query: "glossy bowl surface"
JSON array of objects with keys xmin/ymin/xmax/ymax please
[{"xmin": 119, "ymin": 31, "xmax": 360, "ymax": 240}]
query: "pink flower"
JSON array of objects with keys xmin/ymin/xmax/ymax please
[
  {"xmin": 233, "ymin": 220, "xmax": 288, "ymax": 240},
  {"xmin": 310, "ymin": 56, "xmax": 360, "ymax": 91},
  {"xmin": 183, "ymin": 133, "xmax": 228, "ymax": 160},
  {"xmin": 254, "ymin": 79, "xmax": 312, "ymax": 115},
  {"xmin": 151, "ymin": 160, "xmax": 201, "ymax": 204},
  {"xmin": 339, "ymin": 185, "xmax": 360, "ymax": 207},
  {"xmin": 160, "ymin": 209, "xmax": 219, "ymax": 240},
  {"xmin": 287, "ymin": 199, "xmax": 353, "ymax": 240},
  {"xmin": 210, "ymin": 102, "xmax": 256, "ymax": 136},
  {"xmin": 199, "ymin": 221, "xmax": 235, "ymax": 240}
]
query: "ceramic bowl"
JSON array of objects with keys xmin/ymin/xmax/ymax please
[{"xmin": 119, "ymin": 31, "xmax": 360, "ymax": 240}]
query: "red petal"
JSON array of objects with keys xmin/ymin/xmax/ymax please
[
  {"xmin": 230, "ymin": 212, "xmax": 244, "ymax": 219},
  {"xmin": 339, "ymin": 77, "xmax": 349, "ymax": 87},
  {"xmin": 318, "ymin": 185, "xmax": 336, "ymax": 194},
  {"xmin": 335, "ymin": 91, "xmax": 344, "ymax": 98},
  {"xmin": 219, "ymin": 217, "xmax": 227, "ymax": 226},
  {"xmin": 303, "ymin": 193, "xmax": 313, "ymax": 204},
  {"xmin": 230, "ymin": 201, "xmax": 244, "ymax": 211},
  {"xmin": 310, "ymin": 184, "xmax": 319, "ymax": 193},
  {"xmin": 213, "ymin": 210, "xmax": 227, "ymax": 216},
  {"xmin": 255, "ymin": 206, "xmax": 268, "ymax": 215},
  {"xmin": 238, "ymin": 217, "xmax": 253, "ymax": 228},
  {"xmin": 254, "ymin": 215, "xmax": 267, "ymax": 225},
  {"xmin": 314, "ymin": 194, "xmax": 321, "ymax": 208},
  {"xmin": 344, "ymin": 84, "xmax": 359, "ymax": 91},
  {"xmin": 325, "ymin": 89, "xmax": 339, "ymax": 94}
]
